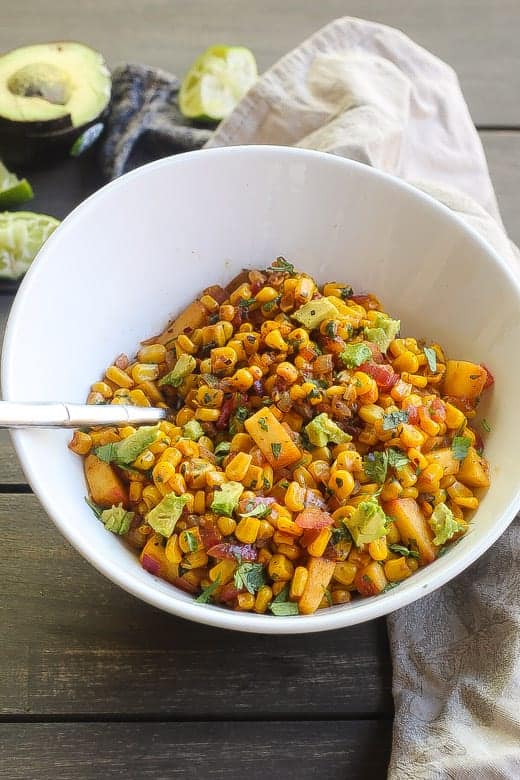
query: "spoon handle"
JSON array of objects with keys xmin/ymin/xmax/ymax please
[{"xmin": 0, "ymin": 401, "xmax": 167, "ymax": 429}]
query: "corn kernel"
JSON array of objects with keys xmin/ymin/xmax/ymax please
[
  {"xmin": 368, "ymin": 537, "xmax": 388, "ymax": 561},
  {"xmin": 91, "ymin": 381, "xmax": 113, "ymax": 399},
  {"xmin": 138, "ymin": 343, "xmax": 167, "ymax": 364},
  {"xmin": 131, "ymin": 362, "xmax": 160, "ymax": 384},
  {"xmin": 268, "ymin": 554, "xmax": 294, "ymax": 581},
  {"xmin": 225, "ymin": 451, "xmax": 253, "ymax": 481},
  {"xmin": 209, "ymin": 559, "xmax": 236, "ymax": 585},
  {"xmin": 105, "ymin": 365, "xmax": 133, "ymax": 388},
  {"xmin": 331, "ymin": 589, "xmax": 352, "ymax": 605},
  {"xmin": 216, "ymin": 516, "xmax": 236, "ymax": 536},
  {"xmin": 254, "ymin": 585, "xmax": 273, "ymax": 613},
  {"xmin": 384, "ymin": 557, "xmax": 412, "ymax": 582},
  {"xmin": 289, "ymin": 566, "xmax": 309, "ymax": 599},
  {"xmin": 393, "ymin": 351, "xmax": 419, "ymax": 374},
  {"xmin": 132, "ymin": 449, "xmax": 155, "ymax": 470},
  {"xmin": 68, "ymin": 430, "xmax": 92, "ymax": 455},
  {"xmin": 276, "ymin": 361, "xmax": 299, "ymax": 384},
  {"xmin": 236, "ymin": 592, "xmax": 256, "ymax": 610},
  {"xmin": 333, "ymin": 561, "xmax": 357, "ymax": 586},
  {"xmin": 284, "ymin": 481, "xmax": 306, "ymax": 512},
  {"xmin": 328, "ymin": 469, "xmax": 355, "ymax": 500},
  {"xmin": 183, "ymin": 550, "xmax": 209, "ymax": 569},
  {"xmin": 165, "ymin": 534, "xmax": 182, "ymax": 564},
  {"xmin": 307, "ymin": 528, "xmax": 332, "ymax": 557},
  {"xmin": 235, "ymin": 517, "xmax": 261, "ymax": 544},
  {"xmin": 265, "ymin": 329, "xmax": 288, "ymax": 351},
  {"xmin": 142, "ymin": 484, "xmax": 162, "ymax": 510},
  {"xmin": 276, "ymin": 516, "xmax": 303, "ymax": 537},
  {"xmin": 195, "ymin": 407, "xmax": 220, "ymax": 422},
  {"xmin": 205, "ymin": 470, "xmax": 226, "ymax": 489}
]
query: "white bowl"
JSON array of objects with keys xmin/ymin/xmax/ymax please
[{"xmin": 3, "ymin": 146, "xmax": 520, "ymax": 634}]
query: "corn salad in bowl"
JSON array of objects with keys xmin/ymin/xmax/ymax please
[{"xmin": 70, "ymin": 257, "xmax": 492, "ymax": 617}]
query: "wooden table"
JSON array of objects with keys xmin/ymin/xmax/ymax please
[{"xmin": 1, "ymin": 3, "xmax": 519, "ymax": 778}]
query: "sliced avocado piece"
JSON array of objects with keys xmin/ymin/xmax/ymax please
[
  {"xmin": 0, "ymin": 42, "xmax": 111, "ymax": 166},
  {"xmin": 0, "ymin": 42, "xmax": 111, "ymax": 125},
  {"xmin": 291, "ymin": 298, "xmax": 339, "ymax": 330}
]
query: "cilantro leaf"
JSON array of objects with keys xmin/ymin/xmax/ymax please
[
  {"xmin": 388, "ymin": 543, "xmax": 420, "ymax": 559},
  {"xmin": 214, "ymin": 441, "xmax": 231, "ymax": 457},
  {"xmin": 240, "ymin": 501, "xmax": 272, "ymax": 519},
  {"xmin": 424, "ymin": 346, "xmax": 437, "ymax": 373},
  {"xmin": 382, "ymin": 410, "xmax": 409, "ymax": 431},
  {"xmin": 85, "ymin": 496, "xmax": 103, "ymax": 518},
  {"xmin": 270, "ymin": 601, "xmax": 299, "ymax": 616},
  {"xmin": 331, "ymin": 526, "xmax": 352, "ymax": 545},
  {"xmin": 363, "ymin": 451, "xmax": 389, "ymax": 483},
  {"xmin": 271, "ymin": 442, "xmax": 282, "ymax": 459},
  {"xmin": 481, "ymin": 418, "xmax": 491, "ymax": 433},
  {"xmin": 451, "ymin": 435, "xmax": 471, "ymax": 461},
  {"xmin": 196, "ymin": 577, "xmax": 221, "ymax": 604},
  {"xmin": 387, "ymin": 448, "xmax": 410, "ymax": 470},
  {"xmin": 266, "ymin": 256, "xmax": 295, "ymax": 275},
  {"xmin": 234, "ymin": 563, "xmax": 266, "ymax": 594},
  {"xmin": 258, "ymin": 416, "xmax": 269, "ymax": 432},
  {"xmin": 272, "ymin": 584, "xmax": 290, "ymax": 603},
  {"xmin": 339, "ymin": 343, "xmax": 372, "ymax": 369}
]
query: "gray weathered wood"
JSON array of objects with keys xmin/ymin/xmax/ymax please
[
  {"xmin": 481, "ymin": 132, "xmax": 520, "ymax": 246},
  {"xmin": 0, "ymin": 494, "xmax": 393, "ymax": 717},
  {"xmin": 0, "ymin": 721, "xmax": 392, "ymax": 780},
  {"xmin": 2, "ymin": 0, "xmax": 520, "ymax": 126}
]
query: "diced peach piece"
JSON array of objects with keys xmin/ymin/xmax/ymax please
[
  {"xmin": 443, "ymin": 361, "xmax": 487, "ymax": 399},
  {"xmin": 84, "ymin": 454, "xmax": 128, "ymax": 508},
  {"xmin": 385, "ymin": 498, "xmax": 437, "ymax": 565},
  {"xmin": 298, "ymin": 557, "xmax": 336, "ymax": 615},
  {"xmin": 458, "ymin": 447, "xmax": 490, "ymax": 488},
  {"xmin": 425, "ymin": 448, "xmax": 460, "ymax": 476},
  {"xmin": 354, "ymin": 560, "xmax": 388, "ymax": 596}
]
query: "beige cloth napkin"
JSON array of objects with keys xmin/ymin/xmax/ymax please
[{"xmin": 207, "ymin": 16, "xmax": 520, "ymax": 779}]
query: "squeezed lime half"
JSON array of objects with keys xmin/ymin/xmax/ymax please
[
  {"xmin": 179, "ymin": 44, "xmax": 257, "ymax": 121},
  {"xmin": 0, "ymin": 162, "xmax": 34, "ymax": 208},
  {"xmin": 0, "ymin": 211, "xmax": 59, "ymax": 279}
]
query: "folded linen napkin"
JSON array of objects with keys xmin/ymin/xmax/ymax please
[{"xmin": 101, "ymin": 18, "xmax": 520, "ymax": 778}]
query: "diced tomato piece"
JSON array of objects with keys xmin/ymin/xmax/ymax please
[
  {"xmin": 403, "ymin": 404, "xmax": 420, "ymax": 425},
  {"xmin": 363, "ymin": 343, "xmax": 384, "ymax": 363},
  {"xmin": 207, "ymin": 543, "xmax": 258, "ymax": 561},
  {"xmin": 359, "ymin": 362, "xmax": 398, "ymax": 390},
  {"xmin": 172, "ymin": 576, "xmax": 198, "ymax": 594},
  {"xmin": 319, "ymin": 336, "xmax": 347, "ymax": 357},
  {"xmin": 481, "ymin": 364, "xmax": 495, "ymax": 389},
  {"xmin": 350, "ymin": 293, "xmax": 380, "ymax": 310},
  {"xmin": 313, "ymin": 353, "xmax": 334, "ymax": 374},
  {"xmin": 216, "ymin": 398, "xmax": 234, "ymax": 430},
  {"xmin": 299, "ymin": 345, "xmax": 318, "ymax": 363},
  {"xmin": 199, "ymin": 524, "xmax": 222, "ymax": 550},
  {"xmin": 218, "ymin": 583, "xmax": 241, "ymax": 602},
  {"xmin": 429, "ymin": 397, "xmax": 446, "ymax": 423},
  {"xmin": 295, "ymin": 508, "xmax": 334, "ymax": 529}
]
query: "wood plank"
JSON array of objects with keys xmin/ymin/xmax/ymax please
[
  {"xmin": 2, "ymin": 0, "xmax": 519, "ymax": 126},
  {"xmin": 0, "ymin": 494, "xmax": 393, "ymax": 717},
  {"xmin": 0, "ymin": 721, "xmax": 392, "ymax": 780},
  {"xmin": 481, "ymin": 132, "xmax": 520, "ymax": 247}
]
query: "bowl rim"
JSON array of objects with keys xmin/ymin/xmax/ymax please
[{"xmin": 3, "ymin": 144, "xmax": 520, "ymax": 634}]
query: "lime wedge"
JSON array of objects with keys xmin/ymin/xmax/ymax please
[
  {"xmin": 179, "ymin": 45, "xmax": 257, "ymax": 121},
  {"xmin": 0, "ymin": 162, "xmax": 34, "ymax": 208},
  {"xmin": 0, "ymin": 211, "xmax": 59, "ymax": 280}
]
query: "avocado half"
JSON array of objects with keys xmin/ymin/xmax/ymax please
[{"xmin": 0, "ymin": 42, "xmax": 111, "ymax": 167}]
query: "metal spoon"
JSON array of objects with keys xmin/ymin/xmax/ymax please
[{"xmin": 0, "ymin": 401, "xmax": 167, "ymax": 429}]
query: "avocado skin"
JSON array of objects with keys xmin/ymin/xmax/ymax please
[{"xmin": 0, "ymin": 110, "xmax": 108, "ymax": 168}]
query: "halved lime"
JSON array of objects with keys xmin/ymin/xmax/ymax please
[
  {"xmin": 179, "ymin": 45, "xmax": 257, "ymax": 121},
  {"xmin": 0, "ymin": 211, "xmax": 59, "ymax": 279},
  {"xmin": 0, "ymin": 162, "xmax": 34, "ymax": 207}
]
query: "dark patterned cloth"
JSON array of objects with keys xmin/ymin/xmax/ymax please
[{"xmin": 99, "ymin": 63, "xmax": 212, "ymax": 180}]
